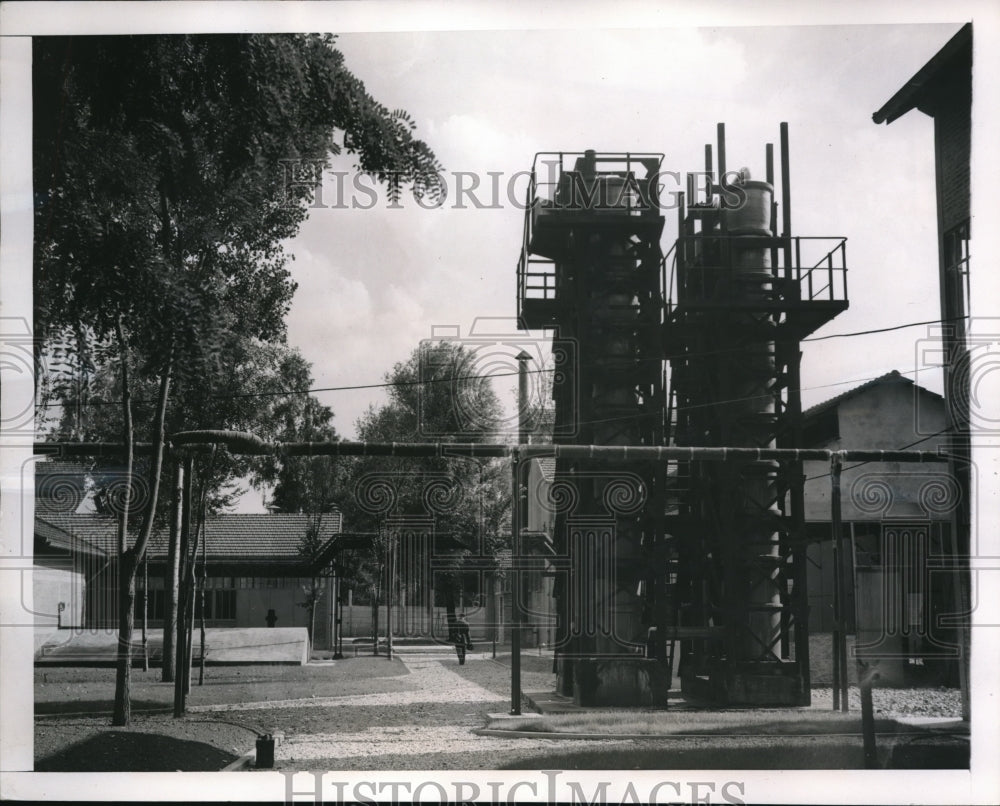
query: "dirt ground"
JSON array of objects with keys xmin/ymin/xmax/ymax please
[
  {"xmin": 34, "ymin": 657, "xmax": 408, "ymax": 771},
  {"xmin": 33, "ymin": 652, "xmax": 968, "ymax": 772}
]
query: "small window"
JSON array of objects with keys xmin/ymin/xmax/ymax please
[{"xmin": 214, "ymin": 590, "xmax": 236, "ymax": 620}]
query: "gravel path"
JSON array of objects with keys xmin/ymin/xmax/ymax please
[
  {"xmin": 809, "ymin": 687, "xmax": 962, "ymax": 717},
  {"xmin": 259, "ymin": 656, "xmax": 631, "ymax": 769}
]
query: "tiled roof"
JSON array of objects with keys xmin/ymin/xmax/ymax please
[
  {"xmin": 530, "ymin": 408, "xmax": 556, "ymax": 442},
  {"xmin": 35, "ymin": 516, "xmax": 108, "ymax": 557},
  {"xmin": 36, "ymin": 511, "xmax": 343, "ymax": 566},
  {"xmin": 34, "ymin": 461, "xmax": 93, "ymax": 513},
  {"xmin": 35, "ymin": 459, "xmax": 96, "ymax": 477},
  {"xmin": 802, "ymin": 370, "xmax": 939, "ymax": 420}
]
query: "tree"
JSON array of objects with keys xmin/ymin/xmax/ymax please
[
  {"xmin": 42, "ymin": 334, "xmax": 342, "ymax": 680},
  {"xmin": 296, "ymin": 514, "xmax": 329, "ymax": 653},
  {"xmin": 252, "ymin": 347, "xmax": 341, "ymax": 513},
  {"xmin": 33, "ymin": 33, "xmax": 442, "ymax": 724},
  {"xmin": 255, "ymin": 354, "xmax": 342, "ymax": 654},
  {"xmin": 338, "ymin": 342, "xmax": 512, "ymax": 636}
]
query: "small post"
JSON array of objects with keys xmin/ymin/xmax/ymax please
[
  {"xmin": 255, "ymin": 734, "xmax": 275, "ymax": 769},
  {"xmin": 832, "ymin": 627, "xmax": 841, "ymax": 711},
  {"xmin": 716, "ymin": 122, "xmax": 727, "ymax": 187},
  {"xmin": 386, "ymin": 533, "xmax": 394, "ymax": 661},
  {"xmin": 332, "ymin": 564, "xmax": 344, "ymax": 660},
  {"xmin": 510, "ymin": 351, "xmax": 532, "ymax": 715},
  {"xmin": 510, "ymin": 454, "xmax": 522, "ymax": 716},
  {"xmin": 491, "ymin": 576, "xmax": 497, "ymax": 660},
  {"xmin": 831, "ymin": 452, "xmax": 849, "ymax": 711},
  {"xmin": 851, "ymin": 524, "xmax": 878, "ymax": 767},
  {"xmin": 780, "ymin": 122, "xmax": 793, "ymax": 281},
  {"xmin": 860, "ymin": 665, "xmax": 879, "ymax": 768}
]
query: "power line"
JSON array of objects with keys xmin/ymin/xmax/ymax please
[
  {"xmin": 802, "ymin": 316, "xmax": 967, "ymax": 342},
  {"xmin": 38, "ymin": 365, "xmax": 539, "ymax": 408},
  {"xmin": 37, "ymin": 315, "xmax": 960, "ymax": 410}
]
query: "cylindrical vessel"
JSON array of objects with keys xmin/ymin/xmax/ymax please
[
  {"xmin": 732, "ymin": 237, "xmax": 772, "ymax": 281},
  {"xmin": 727, "ymin": 180, "xmax": 773, "ymax": 235}
]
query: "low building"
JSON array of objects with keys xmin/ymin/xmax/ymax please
[
  {"xmin": 802, "ymin": 370, "xmax": 961, "ymax": 685},
  {"xmin": 33, "ymin": 460, "xmax": 347, "ymax": 651}
]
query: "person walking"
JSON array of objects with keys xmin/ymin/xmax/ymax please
[{"xmin": 451, "ymin": 613, "xmax": 473, "ymax": 665}]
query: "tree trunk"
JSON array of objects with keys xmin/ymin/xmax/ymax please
[
  {"xmin": 173, "ymin": 455, "xmax": 193, "ymax": 717},
  {"xmin": 308, "ymin": 576, "xmax": 319, "ymax": 654},
  {"xmin": 308, "ymin": 601, "xmax": 316, "ymax": 655},
  {"xmin": 141, "ymin": 556, "xmax": 149, "ymax": 672},
  {"xmin": 162, "ymin": 462, "xmax": 183, "ymax": 683},
  {"xmin": 112, "ymin": 552, "xmax": 136, "ymax": 726},
  {"xmin": 198, "ymin": 582, "xmax": 206, "ymax": 685},
  {"xmin": 113, "ymin": 339, "xmax": 172, "ymax": 726},
  {"xmin": 185, "ymin": 569, "xmax": 196, "ymax": 695},
  {"xmin": 112, "ymin": 319, "xmax": 134, "ymax": 727},
  {"xmin": 198, "ymin": 492, "xmax": 207, "ymax": 686},
  {"xmin": 184, "ymin": 512, "xmax": 202, "ymax": 696}
]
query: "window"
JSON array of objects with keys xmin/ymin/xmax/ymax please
[
  {"xmin": 137, "ymin": 579, "xmax": 236, "ymax": 622},
  {"xmin": 194, "ymin": 589, "xmax": 236, "ymax": 621},
  {"xmin": 943, "ymin": 219, "xmax": 970, "ymax": 342}
]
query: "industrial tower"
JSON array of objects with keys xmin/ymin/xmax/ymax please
[
  {"xmin": 516, "ymin": 124, "xmax": 849, "ymax": 707},
  {"xmin": 518, "ymin": 151, "xmax": 669, "ymax": 704},
  {"xmin": 665, "ymin": 124, "xmax": 848, "ymax": 704}
]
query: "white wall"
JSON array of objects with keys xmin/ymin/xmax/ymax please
[{"xmin": 33, "ymin": 562, "xmax": 86, "ymax": 654}]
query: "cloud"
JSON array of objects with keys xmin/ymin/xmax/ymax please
[{"xmin": 281, "ymin": 23, "xmax": 962, "ymax": 437}]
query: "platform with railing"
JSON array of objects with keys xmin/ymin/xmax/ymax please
[
  {"xmin": 516, "ymin": 151, "xmax": 665, "ymax": 329},
  {"xmin": 664, "ymin": 234, "xmax": 849, "ymax": 339}
]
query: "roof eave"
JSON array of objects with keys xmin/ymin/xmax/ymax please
[{"xmin": 872, "ymin": 22, "xmax": 972, "ymax": 125}]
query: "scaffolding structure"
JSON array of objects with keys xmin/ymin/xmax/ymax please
[
  {"xmin": 516, "ymin": 124, "xmax": 851, "ymax": 705},
  {"xmin": 518, "ymin": 150, "xmax": 671, "ymax": 704},
  {"xmin": 663, "ymin": 124, "xmax": 848, "ymax": 704}
]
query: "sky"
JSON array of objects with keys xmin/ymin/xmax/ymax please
[{"xmin": 283, "ymin": 23, "xmax": 960, "ymax": 448}]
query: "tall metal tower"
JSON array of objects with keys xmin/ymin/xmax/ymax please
[
  {"xmin": 517, "ymin": 151, "xmax": 670, "ymax": 705},
  {"xmin": 664, "ymin": 124, "xmax": 849, "ymax": 704},
  {"xmin": 515, "ymin": 127, "xmax": 849, "ymax": 707}
]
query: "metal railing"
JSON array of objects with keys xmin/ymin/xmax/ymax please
[
  {"xmin": 528, "ymin": 151, "xmax": 664, "ymax": 216},
  {"xmin": 665, "ymin": 234, "xmax": 848, "ymax": 310},
  {"xmin": 517, "ymin": 152, "xmax": 664, "ymax": 321}
]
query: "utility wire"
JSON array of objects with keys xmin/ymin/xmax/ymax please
[
  {"xmin": 802, "ymin": 316, "xmax": 967, "ymax": 342},
  {"xmin": 37, "ymin": 315, "xmax": 960, "ymax": 410}
]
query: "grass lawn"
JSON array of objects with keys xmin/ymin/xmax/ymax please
[
  {"xmin": 36, "ymin": 656, "xmax": 408, "ymax": 715},
  {"xmin": 34, "ymin": 657, "xmax": 410, "ymax": 771}
]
